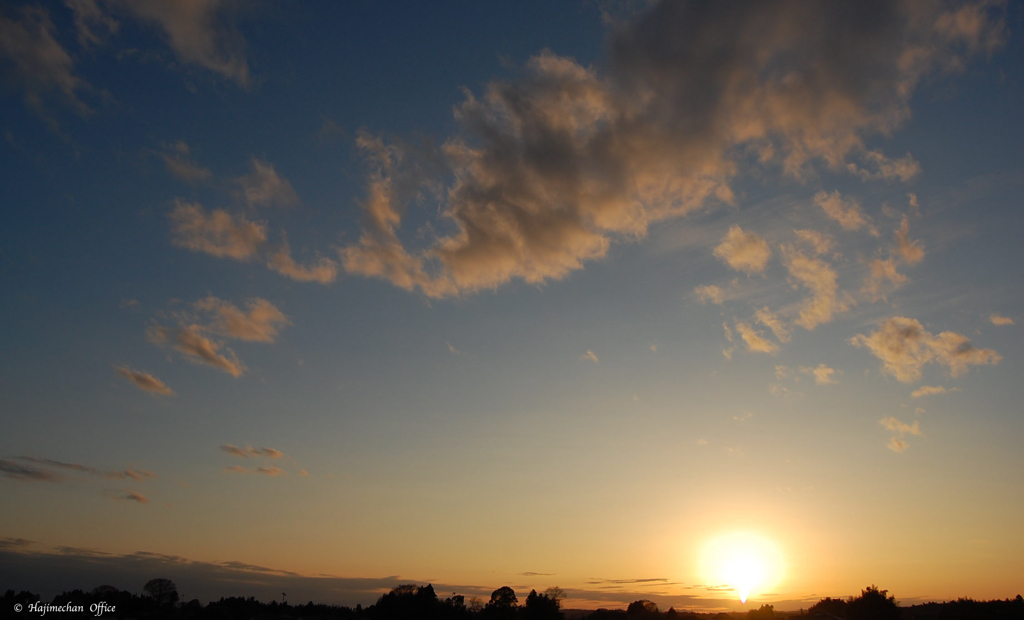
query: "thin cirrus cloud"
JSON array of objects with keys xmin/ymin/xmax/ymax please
[
  {"xmin": 267, "ymin": 240, "xmax": 338, "ymax": 284},
  {"xmin": 850, "ymin": 317, "xmax": 1001, "ymax": 383},
  {"xmin": 147, "ymin": 297, "xmax": 289, "ymax": 378},
  {"xmin": 754, "ymin": 306, "xmax": 790, "ymax": 343},
  {"xmin": 793, "ymin": 229, "xmax": 835, "ymax": 257},
  {"xmin": 0, "ymin": 4, "xmax": 92, "ymax": 119},
  {"xmin": 169, "ymin": 200, "xmax": 267, "ymax": 261},
  {"xmin": 733, "ymin": 321, "xmax": 778, "ymax": 354},
  {"xmin": 713, "ymin": 226, "xmax": 772, "ymax": 275},
  {"xmin": 224, "ymin": 465, "xmax": 286, "ymax": 476},
  {"xmin": 219, "ymin": 444, "xmax": 284, "ymax": 459},
  {"xmin": 115, "ymin": 366, "xmax": 174, "ymax": 396},
  {"xmin": 235, "ymin": 158, "xmax": 300, "ymax": 208},
  {"xmin": 338, "ymin": 1, "xmax": 1000, "ymax": 297},
  {"xmin": 911, "ymin": 385, "xmax": 960, "ymax": 398},
  {"xmin": 113, "ymin": 490, "xmax": 149, "ymax": 504},
  {"xmin": 0, "ymin": 459, "xmax": 62, "ymax": 482},
  {"xmin": 580, "ymin": 350, "xmax": 599, "ymax": 364},
  {"xmin": 159, "ymin": 141, "xmax": 212, "ymax": 184}
]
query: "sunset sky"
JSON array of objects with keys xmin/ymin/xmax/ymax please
[{"xmin": 1, "ymin": 0, "xmax": 1023, "ymax": 612}]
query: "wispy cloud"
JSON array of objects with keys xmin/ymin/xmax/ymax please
[
  {"xmin": 267, "ymin": 241, "xmax": 338, "ymax": 284},
  {"xmin": 0, "ymin": 459, "xmax": 62, "ymax": 482},
  {"xmin": 220, "ymin": 445, "xmax": 284, "ymax": 459},
  {"xmin": 801, "ymin": 364, "xmax": 838, "ymax": 385},
  {"xmin": 734, "ymin": 321, "xmax": 778, "ymax": 354},
  {"xmin": 694, "ymin": 284, "xmax": 724, "ymax": 305},
  {"xmin": 235, "ymin": 158, "xmax": 299, "ymax": 208},
  {"xmin": 169, "ymin": 200, "xmax": 267, "ymax": 261},
  {"xmin": 754, "ymin": 306, "xmax": 790, "ymax": 343},
  {"xmin": 193, "ymin": 297, "xmax": 290, "ymax": 343},
  {"xmin": 114, "ymin": 490, "xmax": 149, "ymax": 504},
  {"xmin": 793, "ymin": 229, "xmax": 834, "ymax": 256},
  {"xmin": 814, "ymin": 191, "xmax": 877, "ymax": 235},
  {"xmin": 580, "ymin": 350, "xmax": 599, "ymax": 364},
  {"xmin": 990, "ymin": 314, "xmax": 1014, "ymax": 326},
  {"xmin": 115, "ymin": 366, "xmax": 174, "ymax": 396},
  {"xmin": 881, "ymin": 415, "xmax": 922, "ymax": 453},
  {"xmin": 149, "ymin": 324, "xmax": 245, "ymax": 377},
  {"xmin": 850, "ymin": 317, "xmax": 1001, "ymax": 383},
  {"xmin": 159, "ymin": 141, "xmax": 212, "ymax": 184},
  {"xmin": 911, "ymin": 385, "xmax": 959, "ymax": 398}
]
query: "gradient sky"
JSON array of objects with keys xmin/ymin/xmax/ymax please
[{"xmin": 1, "ymin": 0, "xmax": 1023, "ymax": 613}]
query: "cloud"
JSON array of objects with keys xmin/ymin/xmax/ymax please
[
  {"xmin": 169, "ymin": 200, "xmax": 267, "ymax": 261},
  {"xmin": 0, "ymin": 459, "xmax": 62, "ymax": 482},
  {"xmin": 115, "ymin": 366, "xmax": 174, "ymax": 396},
  {"xmin": 256, "ymin": 466, "xmax": 285, "ymax": 476},
  {"xmin": 861, "ymin": 257, "xmax": 907, "ymax": 302},
  {"xmin": 814, "ymin": 191, "xmax": 877, "ymax": 235},
  {"xmin": 224, "ymin": 465, "xmax": 248, "ymax": 473},
  {"xmin": 193, "ymin": 297, "xmax": 290, "ymax": 343},
  {"xmin": 850, "ymin": 317, "xmax": 1001, "ymax": 383},
  {"xmin": 267, "ymin": 240, "xmax": 338, "ymax": 284},
  {"xmin": 990, "ymin": 314, "xmax": 1014, "ymax": 326},
  {"xmin": 801, "ymin": 363, "xmax": 838, "ymax": 385},
  {"xmin": 713, "ymin": 226, "xmax": 772, "ymax": 274},
  {"xmin": 115, "ymin": 490, "xmax": 149, "ymax": 504},
  {"xmin": 340, "ymin": 1, "xmax": 999, "ymax": 297},
  {"xmin": 580, "ymin": 350, "xmax": 599, "ymax": 364},
  {"xmin": 149, "ymin": 324, "xmax": 244, "ymax": 377},
  {"xmin": 65, "ymin": 0, "xmax": 119, "ymax": 49},
  {"xmin": 911, "ymin": 385, "xmax": 958, "ymax": 398},
  {"xmin": 754, "ymin": 306, "xmax": 790, "ymax": 343},
  {"xmin": 159, "ymin": 141, "xmax": 212, "ymax": 184},
  {"xmin": 694, "ymin": 284, "xmax": 724, "ymax": 305},
  {"xmin": 447, "ymin": 342, "xmax": 463, "ymax": 355},
  {"xmin": 793, "ymin": 229, "xmax": 835, "ymax": 256},
  {"xmin": 220, "ymin": 445, "xmax": 284, "ymax": 459},
  {"xmin": 124, "ymin": 469, "xmax": 157, "ymax": 481},
  {"xmin": 887, "ymin": 437, "xmax": 910, "ymax": 453},
  {"xmin": 0, "ymin": 5, "xmax": 91, "ymax": 119},
  {"xmin": 893, "ymin": 216, "xmax": 925, "ymax": 264},
  {"xmin": 722, "ymin": 322, "xmax": 735, "ymax": 359},
  {"xmin": 0, "ymin": 537, "xmax": 32, "ymax": 549},
  {"xmin": 235, "ymin": 158, "xmax": 299, "ymax": 208},
  {"xmin": 734, "ymin": 321, "xmax": 778, "ymax": 354},
  {"xmin": 16, "ymin": 457, "xmax": 156, "ymax": 482},
  {"xmin": 120, "ymin": 0, "xmax": 250, "ymax": 87},
  {"xmin": 781, "ymin": 245, "xmax": 849, "ymax": 330}
]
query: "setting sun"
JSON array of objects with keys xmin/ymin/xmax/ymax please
[{"xmin": 700, "ymin": 533, "xmax": 786, "ymax": 604}]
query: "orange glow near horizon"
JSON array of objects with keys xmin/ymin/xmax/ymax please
[{"xmin": 700, "ymin": 532, "xmax": 786, "ymax": 604}]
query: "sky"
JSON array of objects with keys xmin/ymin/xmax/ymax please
[{"xmin": 1, "ymin": 0, "xmax": 1023, "ymax": 613}]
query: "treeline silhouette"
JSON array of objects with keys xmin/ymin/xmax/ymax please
[{"xmin": 2, "ymin": 582, "xmax": 1022, "ymax": 620}]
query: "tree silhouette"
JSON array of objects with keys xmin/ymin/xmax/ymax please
[
  {"xmin": 523, "ymin": 589, "xmax": 563, "ymax": 620},
  {"xmin": 482, "ymin": 587, "xmax": 518, "ymax": 620},
  {"xmin": 144, "ymin": 578, "xmax": 179, "ymax": 607},
  {"xmin": 847, "ymin": 585, "xmax": 898, "ymax": 620},
  {"xmin": 626, "ymin": 599, "xmax": 659, "ymax": 618}
]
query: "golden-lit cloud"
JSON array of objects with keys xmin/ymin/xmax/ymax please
[
  {"xmin": 990, "ymin": 314, "xmax": 1014, "ymax": 326},
  {"xmin": 814, "ymin": 191, "xmax": 876, "ymax": 235},
  {"xmin": 861, "ymin": 258, "xmax": 908, "ymax": 302},
  {"xmin": 115, "ymin": 366, "xmax": 174, "ymax": 396},
  {"xmin": 893, "ymin": 216, "xmax": 925, "ymax": 265},
  {"xmin": 169, "ymin": 200, "xmax": 267, "ymax": 261},
  {"xmin": 580, "ymin": 350, "xmax": 599, "ymax": 364},
  {"xmin": 267, "ymin": 241, "xmax": 338, "ymax": 284},
  {"xmin": 235, "ymin": 158, "xmax": 299, "ymax": 208},
  {"xmin": 781, "ymin": 245, "xmax": 848, "ymax": 330},
  {"xmin": 220, "ymin": 445, "xmax": 284, "ymax": 459},
  {"xmin": 120, "ymin": 0, "xmax": 250, "ymax": 87},
  {"xmin": 0, "ymin": 5, "xmax": 91, "ymax": 118},
  {"xmin": 801, "ymin": 363, "xmax": 838, "ymax": 385},
  {"xmin": 887, "ymin": 437, "xmax": 910, "ymax": 453},
  {"xmin": 256, "ymin": 466, "xmax": 285, "ymax": 476},
  {"xmin": 793, "ymin": 229, "xmax": 835, "ymax": 256},
  {"xmin": 754, "ymin": 306, "xmax": 790, "ymax": 343},
  {"xmin": 149, "ymin": 324, "xmax": 245, "ymax": 377},
  {"xmin": 339, "ymin": 1, "xmax": 999, "ymax": 296},
  {"xmin": 850, "ymin": 317, "xmax": 1001, "ymax": 383},
  {"xmin": 694, "ymin": 284, "xmax": 724, "ymax": 305},
  {"xmin": 160, "ymin": 141, "xmax": 212, "ymax": 184},
  {"xmin": 714, "ymin": 226, "xmax": 772, "ymax": 274},
  {"xmin": 911, "ymin": 385, "xmax": 958, "ymax": 398},
  {"xmin": 734, "ymin": 321, "xmax": 778, "ymax": 354},
  {"xmin": 194, "ymin": 297, "xmax": 290, "ymax": 343},
  {"xmin": 881, "ymin": 415, "xmax": 922, "ymax": 453}
]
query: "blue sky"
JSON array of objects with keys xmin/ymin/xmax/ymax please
[{"xmin": 1, "ymin": 0, "xmax": 1023, "ymax": 612}]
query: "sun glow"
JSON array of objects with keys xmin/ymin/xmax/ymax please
[{"xmin": 699, "ymin": 532, "xmax": 785, "ymax": 604}]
